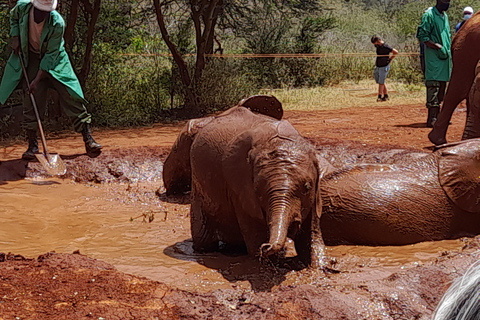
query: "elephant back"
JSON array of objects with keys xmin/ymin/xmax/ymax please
[
  {"xmin": 320, "ymin": 164, "xmax": 452, "ymax": 245},
  {"xmin": 437, "ymin": 139, "xmax": 480, "ymax": 213}
]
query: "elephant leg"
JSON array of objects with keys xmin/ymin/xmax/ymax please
[
  {"xmin": 430, "ymin": 62, "xmax": 477, "ymax": 145},
  {"xmin": 294, "ymin": 212, "xmax": 326, "ymax": 269},
  {"xmin": 235, "ymin": 211, "xmax": 268, "ymax": 258},
  {"xmin": 190, "ymin": 193, "xmax": 218, "ymax": 252},
  {"xmin": 462, "ymin": 65, "xmax": 480, "ymax": 140}
]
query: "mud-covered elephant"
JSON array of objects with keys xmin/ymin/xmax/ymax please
[
  {"xmin": 319, "ymin": 138, "xmax": 480, "ymax": 245},
  {"xmin": 163, "ymin": 95, "xmax": 283, "ymax": 195},
  {"xmin": 462, "ymin": 61, "xmax": 480, "ymax": 139},
  {"xmin": 163, "ymin": 98, "xmax": 330, "ymax": 268},
  {"xmin": 429, "ymin": 12, "xmax": 480, "ymax": 145}
]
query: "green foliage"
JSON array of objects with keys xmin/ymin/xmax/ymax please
[
  {"xmin": 85, "ymin": 42, "xmax": 171, "ymax": 127},
  {"xmin": 0, "ymin": 0, "xmax": 468, "ymax": 131},
  {"xmin": 296, "ymin": 16, "xmax": 336, "ymax": 54},
  {"xmin": 0, "ymin": 4, "xmax": 10, "ymax": 74},
  {"xmin": 394, "ymin": 0, "xmax": 430, "ymax": 39},
  {"xmin": 197, "ymin": 59, "xmax": 258, "ymax": 112}
]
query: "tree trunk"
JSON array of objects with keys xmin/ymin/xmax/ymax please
[
  {"xmin": 153, "ymin": 0, "xmax": 198, "ymax": 109},
  {"xmin": 64, "ymin": 0, "xmax": 79, "ymax": 49},
  {"xmin": 191, "ymin": 0, "xmax": 219, "ymax": 83},
  {"xmin": 78, "ymin": 0, "xmax": 101, "ymax": 85}
]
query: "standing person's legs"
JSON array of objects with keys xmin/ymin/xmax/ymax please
[
  {"xmin": 22, "ymin": 52, "xmax": 50, "ymax": 160},
  {"xmin": 374, "ymin": 67, "xmax": 382, "ymax": 102},
  {"xmin": 425, "ymin": 80, "xmax": 441, "ymax": 128},
  {"xmin": 377, "ymin": 65, "xmax": 390, "ymax": 101},
  {"xmin": 50, "ymin": 78, "xmax": 102, "ymax": 154}
]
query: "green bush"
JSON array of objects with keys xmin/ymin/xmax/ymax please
[
  {"xmin": 85, "ymin": 42, "xmax": 171, "ymax": 127},
  {"xmin": 196, "ymin": 58, "xmax": 258, "ymax": 112},
  {"xmin": 0, "ymin": 5, "xmax": 10, "ymax": 74}
]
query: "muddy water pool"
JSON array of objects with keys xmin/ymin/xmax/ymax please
[{"xmin": 0, "ymin": 178, "xmax": 465, "ymax": 292}]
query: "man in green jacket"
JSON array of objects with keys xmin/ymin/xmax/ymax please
[
  {"xmin": 416, "ymin": 0, "xmax": 452, "ymax": 128},
  {"xmin": 0, "ymin": 0, "xmax": 101, "ymax": 160}
]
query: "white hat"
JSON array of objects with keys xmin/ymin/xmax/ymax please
[
  {"xmin": 31, "ymin": 0, "xmax": 58, "ymax": 12},
  {"xmin": 463, "ymin": 6, "xmax": 474, "ymax": 14}
]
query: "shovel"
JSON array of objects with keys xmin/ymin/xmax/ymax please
[{"xmin": 19, "ymin": 54, "xmax": 66, "ymax": 176}]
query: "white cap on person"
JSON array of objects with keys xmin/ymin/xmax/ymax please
[
  {"xmin": 31, "ymin": 0, "xmax": 58, "ymax": 12},
  {"xmin": 464, "ymin": 6, "xmax": 474, "ymax": 14}
]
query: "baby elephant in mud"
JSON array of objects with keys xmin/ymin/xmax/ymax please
[
  {"xmin": 320, "ymin": 138, "xmax": 480, "ymax": 246},
  {"xmin": 163, "ymin": 96, "xmax": 329, "ymax": 268}
]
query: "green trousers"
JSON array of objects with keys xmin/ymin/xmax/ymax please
[
  {"xmin": 425, "ymin": 80, "xmax": 447, "ymax": 109},
  {"xmin": 23, "ymin": 52, "xmax": 91, "ymax": 132}
]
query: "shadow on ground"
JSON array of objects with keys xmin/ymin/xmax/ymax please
[
  {"xmin": 393, "ymin": 122, "xmax": 427, "ymax": 128},
  {"xmin": 0, "ymin": 159, "xmax": 28, "ymax": 184},
  {"xmin": 164, "ymin": 239, "xmax": 295, "ymax": 292}
]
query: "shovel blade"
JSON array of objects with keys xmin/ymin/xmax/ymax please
[{"xmin": 35, "ymin": 153, "xmax": 67, "ymax": 176}]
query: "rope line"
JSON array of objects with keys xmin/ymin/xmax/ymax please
[{"xmin": 118, "ymin": 52, "xmax": 421, "ymax": 58}]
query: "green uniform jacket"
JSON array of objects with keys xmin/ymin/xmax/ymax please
[
  {"xmin": 416, "ymin": 7, "xmax": 452, "ymax": 82},
  {"xmin": 0, "ymin": 0, "xmax": 86, "ymax": 104}
]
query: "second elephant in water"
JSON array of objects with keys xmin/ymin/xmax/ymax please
[
  {"xmin": 164, "ymin": 99, "xmax": 331, "ymax": 268},
  {"xmin": 320, "ymin": 139, "xmax": 480, "ymax": 245}
]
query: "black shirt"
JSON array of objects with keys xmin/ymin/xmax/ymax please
[{"xmin": 375, "ymin": 43, "xmax": 393, "ymax": 67}]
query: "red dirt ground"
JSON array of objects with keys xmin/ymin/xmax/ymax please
[{"xmin": 0, "ymin": 102, "xmax": 474, "ymax": 320}]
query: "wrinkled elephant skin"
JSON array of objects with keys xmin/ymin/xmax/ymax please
[
  {"xmin": 462, "ymin": 61, "xmax": 480, "ymax": 139},
  {"xmin": 163, "ymin": 99, "xmax": 328, "ymax": 268},
  {"xmin": 320, "ymin": 139, "xmax": 480, "ymax": 245},
  {"xmin": 163, "ymin": 95, "xmax": 282, "ymax": 196}
]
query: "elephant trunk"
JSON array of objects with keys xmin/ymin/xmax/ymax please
[{"xmin": 260, "ymin": 194, "xmax": 299, "ymax": 258}]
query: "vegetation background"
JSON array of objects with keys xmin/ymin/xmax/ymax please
[{"xmin": 0, "ymin": 0, "xmax": 478, "ymax": 136}]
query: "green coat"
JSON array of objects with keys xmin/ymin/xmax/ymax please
[
  {"xmin": 416, "ymin": 7, "xmax": 452, "ymax": 82},
  {"xmin": 0, "ymin": 0, "xmax": 86, "ymax": 104}
]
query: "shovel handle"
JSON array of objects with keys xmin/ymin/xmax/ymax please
[{"xmin": 18, "ymin": 53, "xmax": 49, "ymax": 156}]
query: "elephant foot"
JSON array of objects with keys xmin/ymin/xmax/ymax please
[
  {"xmin": 309, "ymin": 241, "xmax": 328, "ymax": 270},
  {"xmin": 428, "ymin": 130, "xmax": 447, "ymax": 146}
]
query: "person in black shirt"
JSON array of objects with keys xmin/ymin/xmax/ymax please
[{"xmin": 371, "ymin": 35, "xmax": 398, "ymax": 101}]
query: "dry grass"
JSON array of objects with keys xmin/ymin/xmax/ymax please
[{"xmin": 259, "ymin": 80, "xmax": 425, "ymax": 111}]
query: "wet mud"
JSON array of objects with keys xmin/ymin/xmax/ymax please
[{"xmin": 0, "ymin": 103, "xmax": 473, "ymax": 319}]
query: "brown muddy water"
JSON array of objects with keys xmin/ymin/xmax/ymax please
[{"xmin": 0, "ymin": 177, "xmax": 465, "ymax": 293}]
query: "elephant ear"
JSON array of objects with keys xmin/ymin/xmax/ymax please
[
  {"xmin": 438, "ymin": 139, "xmax": 480, "ymax": 213},
  {"xmin": 163, "ymin": 117, "xmax": 214, "ymax": 195},
  {"xmin": 238, "ymin": 95, "xmax": 283, "ymax": 120}
]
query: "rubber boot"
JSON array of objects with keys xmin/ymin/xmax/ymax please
[
  {"xmin": 22, "ymin": 130, "xmax": 39, "ymax": 160},
  {"xmin": 426, "ymin": 107, "xmax": 439, "ymax": 128},
  {"xmin": 81, "ymin": 124, "xmax": 102, "ymax": 154}
]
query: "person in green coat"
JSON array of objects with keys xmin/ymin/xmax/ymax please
[
  {"xmin": 0, "ymin": 0, "xmax": 101, "ymax": 160},
  {"xmin": 416, "ymin": 0, "xmax": 452, "ymax": 128}
]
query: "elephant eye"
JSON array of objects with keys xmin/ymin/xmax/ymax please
[{"xmin": 304, "ymin": 182, "xmax": 312, "ymax": 191}]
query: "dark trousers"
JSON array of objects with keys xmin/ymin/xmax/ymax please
[
  {"xmin": 425, "ymin": 80, "xmax": 447, "ymax": 109},
  {"xmin": 23, "ymin": 51, "xmax": 91, "ymax": 132}
]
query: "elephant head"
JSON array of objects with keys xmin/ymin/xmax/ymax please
[
  {"xmin": 222, "ymin": 120, "xmax": 325, "ymax": 266},
  {"xmin": 238, "ymin": 95, "xmax": 283, "ymax": 120},
  {"xmin": 163, "ymin": 95, "xmax": 284, "ymax": 196},
  {"xmin": 437, "ymin": 138, "xmax": 480, "ymax": 213}
]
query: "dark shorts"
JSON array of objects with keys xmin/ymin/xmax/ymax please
[{"xmin": 374, "ymin": 65, "xmax": 390, "ymax": 85}]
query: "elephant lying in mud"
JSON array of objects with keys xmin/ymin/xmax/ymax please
[
  {"xmin": 163, "ymin": 96, "xmax": 329, "ymax": 268},
  {"xmin": 319, "ymin": 138, "xmax": 480, "ymax": 246}
]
